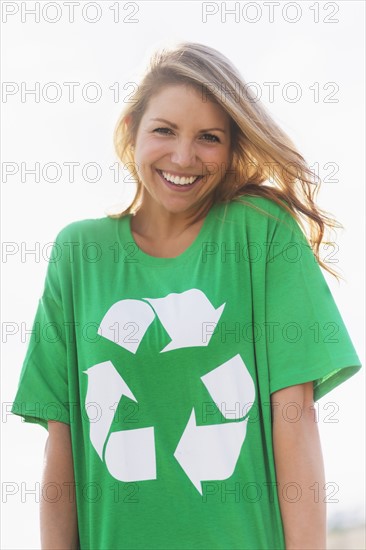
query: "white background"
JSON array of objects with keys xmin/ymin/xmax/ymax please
[{"xmin": 1, "ymin": 1, "xmax": 365, "ymax": 548}]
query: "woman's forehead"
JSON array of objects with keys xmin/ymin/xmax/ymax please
[{"xmin": 143, "ymin": 84, "xmax": 230, "ymax": 123}]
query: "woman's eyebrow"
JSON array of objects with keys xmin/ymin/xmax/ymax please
[{"xmin": 150, "ymin": 118, "xmax": 227, "ymax": 133}]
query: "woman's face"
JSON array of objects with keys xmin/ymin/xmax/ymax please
[{"xmin": 132, "ymin": 84, "xmax": 232, "ymax": 217}]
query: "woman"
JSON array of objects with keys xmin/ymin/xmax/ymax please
[{"xmin": 12, "ymin": 42, "xmax": 362, "ymax": 549}]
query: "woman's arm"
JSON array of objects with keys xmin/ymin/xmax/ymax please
[
  {"xmin": 271, "ymin": 381, "xmax": 327, "ymax": 550},
  {"xmin": 40, "ymin": 420, "xmax": 79, "ymax": 549}
]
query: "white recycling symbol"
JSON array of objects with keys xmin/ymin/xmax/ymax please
[{"xmin": 84, "ymin": 289, "xmax": 255, "ymax": 495}]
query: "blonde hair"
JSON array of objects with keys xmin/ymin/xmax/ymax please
[{"xmin": 112, "ymin": 41, "xmax": 342, "ymax": 279}]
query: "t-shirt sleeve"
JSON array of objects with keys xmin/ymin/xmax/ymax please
[
  {"xmin": 265, "ymin": 206, "xmax": 362, "ymax": 402},
  {"xmin": 11, "ymin": 234, "xmax": 71, "ymax": 430}
]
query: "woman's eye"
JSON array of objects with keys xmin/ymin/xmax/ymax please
[
  {"xmin": 201, "ymin": 133, "xmax": 220, "ymax": 143},
  {"xmin": 153, "ymin": 127, "xmax": 173, "ymax": 135},
  {"xmin": 152, "ymin": 128, "xmax": 220, "ymax": 143}
]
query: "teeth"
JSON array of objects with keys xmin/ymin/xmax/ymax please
[{"xmin": 161, "ymin": 170, "xmax": 199, "ymax": 186}]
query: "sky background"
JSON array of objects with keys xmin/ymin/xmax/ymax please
[{"xmin": 1, "ymin": 1, "xmax": 365, "ymax": 548}]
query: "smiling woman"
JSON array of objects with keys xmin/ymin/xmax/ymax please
[
  {"xmin": 112, "ymin": 42, "xmax": 340, "ymax": 278},
  {"xmin": 11, "ymin": 42, "xmax": 362, "ymax": 550}
]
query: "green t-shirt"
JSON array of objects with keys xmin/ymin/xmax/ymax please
[{"xmin": 11, "ymin": 195, "xmax": 362, "ymax": 550}]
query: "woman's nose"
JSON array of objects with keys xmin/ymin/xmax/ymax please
[{"xmin": 169, "ymin": 139, "xmax": 197, "ymax": 168}]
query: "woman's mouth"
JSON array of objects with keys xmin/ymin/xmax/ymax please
[{"xmin": 157, "ymin": 169, "xmax": 204, "ymax": 191}]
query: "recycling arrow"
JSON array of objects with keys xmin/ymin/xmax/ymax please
[
  {"xmin": 83, "ymin": 360, "xmax": 138, "ymax": 459},
  {"xmin": 105, "ymin": 426, "xmax": 156, "ymax": 482},
  {"xmin": 174, "ymin": 354, "xmax": 255, "ymax": 494},
  {"xmin": 144, "ymin": 289, "xmax": 226, "ymax": 352},
  {"xmin": 174, "ymin": 408, "xmax": 249, "ymax": 495},
  {"xmin": 98, "ymin": 299, "xmax": 155, "ymax": 353},
  {"xmin": 98, "ymin": 289, "xmax": 225, "ymax": 353}
]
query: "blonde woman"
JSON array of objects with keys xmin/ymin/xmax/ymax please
[{"xmin": 12, "ymin": 42, "xmax": 362, "ymax": 549}]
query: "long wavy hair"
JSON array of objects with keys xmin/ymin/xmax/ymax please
[{"xmin": 111, "ymin": 41, "xmax": 342, "ymax": 279}]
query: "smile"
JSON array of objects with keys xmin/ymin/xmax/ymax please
[{"xmin": 157, "ymin": 169, "xmax": 204, "ymax": 187}]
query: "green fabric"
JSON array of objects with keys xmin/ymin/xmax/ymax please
[{"xmin": 11, "ymin": 195, "xmax": 362, "ymax": 550}]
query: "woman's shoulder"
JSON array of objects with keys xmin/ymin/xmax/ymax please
[
  {"xmin": 221, "ymin": 193, "xmax": 295, "ymax": 226},
  {"xmin": 53, "ymin": 215, "xmax": 126, "ymax": 243},
  {"xmin": 215, "ymin": 194, "xmax": 306, "ymax": 248}
]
